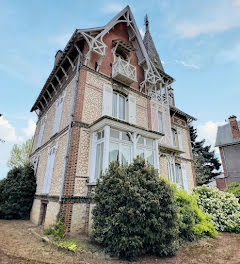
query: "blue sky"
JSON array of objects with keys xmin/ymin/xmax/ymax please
[{"xmin": 1, "ymin": 0, "xmax": 240, "ymax": 179}]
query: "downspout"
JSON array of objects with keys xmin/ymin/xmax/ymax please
[{"xmin": 59, "ymin": 52, "xmax": 82, "ymax": 202}]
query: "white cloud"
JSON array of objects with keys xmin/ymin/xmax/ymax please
[
  {"xmin": 22, "ymin": 119, "xmax": 36, "ymax": 137},
  {"xmin": 0, "ymin": 117, "xmax": 23, "ymax": 143},
  {"xmin": 175, "ymin": 60, "xmax": 200, "ymax": 70},
  {"xmin": 197, "ymin": 120, "xmax": 226, "ymax": 152},
  {"xmin": 175, "ymin": 1, "xmax": 240, "ymax": 38},
  {"xmin": 218, "ymin": 43, "xmax": 240, "ymax": 64},
  {"xmin": 101, "ymin": 3, "xmax": 124, "ymax": 14},
  {"xmin": 139, "ymin": 28, "xmax": 145, "ymax": 38}
]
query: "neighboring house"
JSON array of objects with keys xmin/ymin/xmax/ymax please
[
  {"xmin": 215, "ymin": 115, "xmax": 240, "ymax": 187},
  {"xmin": 30, "ymin": 6, "xmax": 196, "ymax": 233}
]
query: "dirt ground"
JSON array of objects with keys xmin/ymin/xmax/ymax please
[{"xmin": 0, "ymin": 220, "xmax": 240, "ymax": 264}]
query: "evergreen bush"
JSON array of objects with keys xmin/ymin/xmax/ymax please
[
  {"xmin": 0, "ymin": 164, "xmax": 36, "ymax": 219},
  {"xmin": 91, "ymin": 157, "xmax": 179, "ymax": 260},
  {"xmin": 194, "ymin": 185, "xmax": 240, "ymax": 232},
  {"xmin": 175, "ymin": 188, "xmax": 217, "ymax": 242},
  {"xmin": 225, "ymin": 182, "xmax": 240, "ymax": 201}
]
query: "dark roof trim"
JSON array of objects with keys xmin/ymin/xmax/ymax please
[{"xmin": 170, "ymin": 105, "xmax": 197, "ymax": 121}]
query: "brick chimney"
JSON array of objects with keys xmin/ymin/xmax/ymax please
[{"xmin": 229, "ymin": 115, "xmax": 240, "ymax": 139}]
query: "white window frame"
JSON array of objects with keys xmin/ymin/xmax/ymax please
[
  {"xmin": 89, "ymin": 126, "xmax": 159, "ymax": 183},
  {"xmin": 112, "ymin": 92, "xmax": 127, "ymax": 121},
  {"xmin": 42, "ymin": 143, "xmax": 57, "ymax": 194},
  {"xmin": 158, "ymin": 111, "xmax": 164, "ymax": 133},
  {"xmin": 109, "ymin": 128, "xmax": 133, "ymax": 165}
]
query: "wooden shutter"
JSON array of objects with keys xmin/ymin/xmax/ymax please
[
  {"xmin": 53, "ymin": 94, "xmax": 64, "ymax": 135},
  {"xmin": 42, "ymin": 146, "xmax": 56, "ymax": 194},
  {"xmin": 128, "ymin": 94, "xmax": 136, "ymax": 124},
  {"xmin": 181, "ymin": 163, "xmax": 189, "ymax": 192},
  {"xmin": 151, "ymin": 106, "xmax": 158, "ymax": 131},
  {"xmin": 178, "ymin": 130, "xmax": 183, "ymax": 150},
  {"xmin": 37, "ymin": 117, "xmax": 45, "ymax": 148},
  {"xmin": 102, "ymin": 84, "xmax": 113, "ymax": 116}
]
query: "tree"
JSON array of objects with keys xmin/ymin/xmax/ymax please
[
  {"xmin": 189, "ymin": 126, "xmax": 221, "ymax": 185},
  {"xmin": 0, "ymin": 164, "xmax": 36, "ymax": 219},
  {"xmin": 91, "ymin": 157, "xmax": 179, "ymax": 260},
  {"xmin": 7, "ymin": 138, "xmax": 33, "ymax": 168}
]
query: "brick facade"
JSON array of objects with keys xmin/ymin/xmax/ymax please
[{"xmin": 30, "ymin": 7, "xmax": 196, "ymax": 234}]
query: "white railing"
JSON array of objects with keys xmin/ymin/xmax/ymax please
[{"xmin": 112, "ymin": 57, "xmax": 137, "ymax": 85}]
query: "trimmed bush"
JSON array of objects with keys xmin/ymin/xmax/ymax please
[
  {"xmin": 0, "ymin": 164, "xmax": 36, "ymax": 219},
  {"xmin": 91, "ymin": 157, "xmax": 179, "ymax": 260},
  {"xmin": 194, "ymin": 185, "xmax": 240, "ymax": 232},
  {"xmin": 175, "ymin": 188, "xmax": 217, "ymax": 242},
  {"xmin": 225, "ymin": 182, "xmax": 240, "ymax": 201}
]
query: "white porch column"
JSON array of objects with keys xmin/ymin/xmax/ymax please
[
  {"xmin": 89, "ymin": 132, "xmax": 97, "ymax": 183},
  {"xmin": 102, "ymin": 125, "xmax": 110, "ymax": 172},
  {"xmin": 132, "ymin": 132, "xmax": 137, "ymax": 159},
  {"xmin": 154, "ymin": 139, "xmax": 160, "ymax": 173}
]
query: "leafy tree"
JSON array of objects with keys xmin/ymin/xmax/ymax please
[
  {"xmin": 91, "ymin": 157, "xmax": 179, "ymax": 260},
  {"xmin": 0, "ymin": 164, "xmax": 36, "ymax": 219},
  {"xmin": 189, "ymin": 126, "xmax": 221, "ymax": 185},
  {"xmin": 7, "ymin": 138, "xmax": 33, "ymax": 168}
]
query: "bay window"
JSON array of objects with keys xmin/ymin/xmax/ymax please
[{"xmin": 90, "ymin": 125, "xmax": 160, "ymax": 183}]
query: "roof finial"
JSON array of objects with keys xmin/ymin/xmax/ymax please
[{"xmin": 144, "ymin": 14, "xmax": 149, "ymax": 32}]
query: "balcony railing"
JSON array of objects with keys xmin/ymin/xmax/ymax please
[{"xmin": 112, "ymin": 57, "xmax": 137, "ymax": 85}]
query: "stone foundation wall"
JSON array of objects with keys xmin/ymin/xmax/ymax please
[{"xmin": 30, "ymin": 198, "xmax": 41, "ymax": 225}]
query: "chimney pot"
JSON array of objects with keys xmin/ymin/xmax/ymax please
[{"xmin": 229, "ymin": 115, "xmax": 240, "ymax": 139}]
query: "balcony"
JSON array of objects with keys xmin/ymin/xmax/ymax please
[{"xmin": 112, "ymin": 57, "xmax": 137, "ymax": 86}]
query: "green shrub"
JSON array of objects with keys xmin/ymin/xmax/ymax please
[
  {"xmin": 175, "ymin": 188, "xmax": 217, "ymax": 242},
  {"xmin": 0, "ymin": 164, "xmax": 36, "ymax": 219},
  {"xmin": 91, "ymin": 157, "xmax": 179, "ymax": 260},
  {"xmin": 225, "ymin": 182, "xmax": 240, "ymax": 200},
  {"xmin": 43, "ymin": 219, "xmax": 65, "ymax": 239},
  {"xmin": 194, "ymin": 185, "xmax": 240, "ymax": 232}
]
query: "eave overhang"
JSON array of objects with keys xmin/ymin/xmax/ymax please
[
  {"xmin": 170, "ymin": 105, "xmax": 197, "ymax": 122},
  {"xmin": 89, "ymin": 115, "xmax": 164, "ymax": 139}
]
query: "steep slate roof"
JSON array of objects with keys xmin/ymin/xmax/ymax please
[
  {"xmin": 143, "ymin": 15, "xmax": 164, "ymax": 72},
  {"xmin": 215, "ymin": 121, "xmax": 240, "ymax": 147}
]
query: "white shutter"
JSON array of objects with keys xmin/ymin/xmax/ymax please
[
  {"xmin": 31, "ymin": 156, "xmax": 39, "ymax": 174},
  {"xmin": 128, "ymin": 94, "xmax": 136, "ymax": 124},
  {"xmin": 102, "ymin": 84, "xmax": 113, "ymax": 116},
  {"xmin": 178, "ymin": 130, "xmax": 183, "ymax": 150},
  {"xmin": 42, "ymin": 146, "xmax": 56, "ymax": 194},
  {"xmin": 181, "ymin": 163, "xmax": 189, "ymax": 192},
  {"xmin": 37, "ymin": 117, "xmax": 45, "ymax": 148},
  {"xmin": 53, "ymin": 95, "xmax": 64, "ymax": 135}
]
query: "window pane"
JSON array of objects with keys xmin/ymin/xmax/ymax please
[
  {"xmin": 146, "ymin": 150, "xmax": 154, "ymax": 165},
  {"xmin": 109, "ymin": 143, "xmax": 119, "ymax": 163},
  {"xmin": 122, "ymin": 145, "xmax": 131, "ymax": 165},
  {"xmin": 175, "ymin": 164, "xmax": 180, "ymax": 183},
  {"xmin": 146, "ymin": 138, "xmax": 153, "ymax": 147},
  {"xmin": 136, "ymin": 148, "xmax": 144, "ymax": 158},
  {"xmin": 137, "ymin": 136, "xmax": 144, "ymax": 145},
  {"xmin": 172, "ymin": 129, "xmax": 177, "ymax": 146},
  {"xmin": 158, "ymin": 111, "xmax": 163, "ymax": 132},
  {"xmin": 97, "ymin": 131, "xmax": 104, "ymax": 140},
  {"xmin": 119, "ymin": 95, "xmax": 125, "ymax": 120},
  {"xmin": 122, "ymin": 132, "xmax": 131, "ymax": 141},
  {"xmin": 95, "ymin": 142, "xmax": 104, "ymax": 180},
  {"xmin": 110, "ymin": 128, "xmax": 120, "ymax": 139},
  {"xmin": 112, "ymin": 92, "xmax": 118, "ymax": 118}
]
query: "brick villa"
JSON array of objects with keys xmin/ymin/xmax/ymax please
[{"xmin": 30, "ymin": 6, "xmax": 196, "ymax": 233}]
